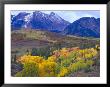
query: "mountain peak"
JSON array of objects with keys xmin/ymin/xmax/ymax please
[
  {"xmin": 17, "ymin": 12, "xmax": 29, "ymax": 16},
  {"xmin": 34, "ymin": 11, "xmax": 42, "ymax": 13},
  {"xmin": 33, "ymin": 11, "xmax": 43, "ymax": 15},
  {"xmin": 50, "ymin": 12, "xmax": 56, "ymax": 16},
  {"xmin": 49, "ymin": 12, "xmax": 63, "ymax": 22},
  {"xmin": 78, "ymin": 17, "xmax": 96, "ymax": 21}
]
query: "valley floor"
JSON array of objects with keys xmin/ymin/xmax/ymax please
[{"xmin": 11, "ymin": 30, "xmax": 100, "ymax": 77}]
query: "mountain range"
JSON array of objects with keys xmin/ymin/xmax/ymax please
[
  {"xmin": 63, "ymin": 17, "xmax": 100, "ymax": 38},
  {"xmin": 11, "ymin": 11, "xmax": 100, "ymax": 38}
]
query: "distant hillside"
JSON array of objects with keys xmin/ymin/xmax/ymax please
[
  {"xmin": 11, "ymin": 29, "xmax": 99, "ymax": 49},
  {"xmin": 11, "ymin": 29, "xmax": 66, "ymax": 43},
  {"xmin": 63, "ymin": 17, "xmax": 100, "ymax": 38}
]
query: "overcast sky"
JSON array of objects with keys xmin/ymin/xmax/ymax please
[{"xmin": 11, "ymin": 10, "xmax": 100, "ymax": 23}]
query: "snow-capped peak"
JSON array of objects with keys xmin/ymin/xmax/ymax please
[
  {"xmin": 11, "ymin": 11, "xmax": 70, "ymax": 30},
  {"xmin": 23, "ymin": 13, "xmax": 33, "ymax": 28},
  {"xmin": 24, "ymin": 13, "xmax": 33, "ymax": 22}
]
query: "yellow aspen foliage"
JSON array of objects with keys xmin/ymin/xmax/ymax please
[
  {"xmin": 15, "ymin": 45, "xmax": 99, "ymax": 77},
  {"xmin": 47, "ymin": 56, "xmax": 56, "ymax": 62},
  {"xmin": 17, "ymin": 55, "xmax": 44, "ymax": 64},
  {"xmin": 57, "ymin": 67, "xmax": 68, "ymax": 77},
  {"xmin": 38, "ymin": 61, "xmax": 57, "ymax": 77}
]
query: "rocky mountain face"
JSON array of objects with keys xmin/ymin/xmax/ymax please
[{"xmin": 11, "ymin": 11, "xmax": 70, "ymax": 32}]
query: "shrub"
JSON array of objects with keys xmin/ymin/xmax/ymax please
[
  {"xmin": 15, "ymin": 62, "xmax": 39, "ymax": 77},
  {"xmin": 38, "ymin": 61, "xmax": 57, "ymax": 77},
  {"xmin": 86, "ymin": 60, "xmax": 94, "ymax": 66},
  {"xmin": 61, "ymin": 59, "xmax": 72, "ymax": 67},
  {"xmin": 57, "ymin": 67, "xmax": 68, "ymax": 77},
  {"xmin": 31, "ymin": 47, "xmax": 52, "ymax": 59},
  {"xmin": 55, "ymin": 63, "xmax": 61, "ymax": 75}
]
